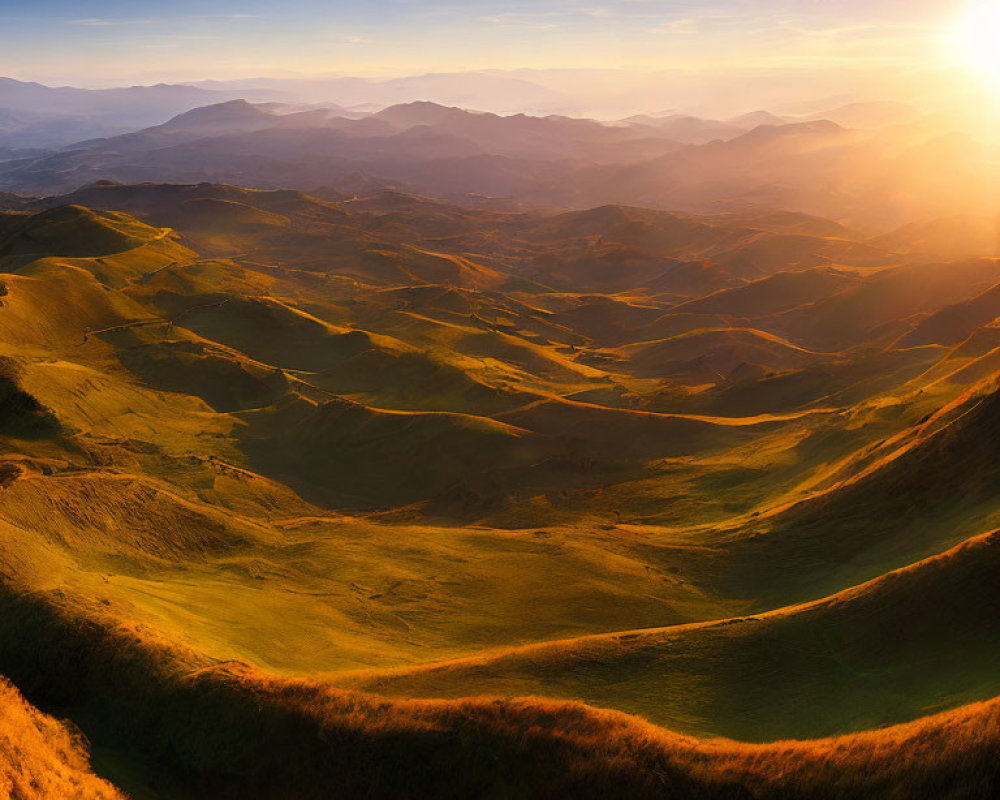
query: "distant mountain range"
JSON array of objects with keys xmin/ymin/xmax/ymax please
[
  {"xmin": 191, "ymin": 72, "xmax": 572, "ymax": 114},
  {"xmin": 0, "ymin": 94, "xmax": 987, "ymax": 231},
  {"xmin": 0, "ymin": 77, "xmax": 284, "ymax": 148},
  {"xmin": 0, "ymin": 73, "xmax": 926, "ymax": 150}
]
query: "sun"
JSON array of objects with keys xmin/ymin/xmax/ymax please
[{"xmin": 955, "ymin": 1, "xmax": 1000, "ymax": 90}]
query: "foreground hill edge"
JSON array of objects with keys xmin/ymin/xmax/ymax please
[
  {"xmin": 0, "ymin": 678, "xmax": 123, "ymax": 800},
  {"xmin": 0, "ymin": 584, "xmax": 999, "ymax": 800}
]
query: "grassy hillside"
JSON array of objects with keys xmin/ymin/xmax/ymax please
[
  {"xmin": 1, "ymin": 186, "xmax": 1000, "ymax": 796},
  {"xmin": 0, "ymin": 678, "xmax": 123, "ymax": 800},
  {"xmin": 0, "ymin": 585, "xmax": 998, "ymax": 800},
  {"xmin": 340, "ymin": 527, "xmax": 1000, "ymax": 740}
]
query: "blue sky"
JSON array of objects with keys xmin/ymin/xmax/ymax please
[{"xmin": 0, "ymin": 0, "xmax": 964, "ymax": 85}]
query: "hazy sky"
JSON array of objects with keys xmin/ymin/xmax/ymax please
[{"xmin": 0, "ymin": 0, "xmax": 972, "ymax": 85}]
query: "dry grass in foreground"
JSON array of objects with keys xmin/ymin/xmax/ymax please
[
  {"xmin": 1, "ymin": 589, "xmax": 998, "ymax": 799},
  {"xmin": 0, "ymin": 678, "xmax": 123, "ymax": 800}
]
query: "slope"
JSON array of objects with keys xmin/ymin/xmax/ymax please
[
  {"xmin": 0, "ymin": 678, "xmax": 123, "ymax": 800},
  {"xmin": 339, "ymin": 527, "xmax": 1000, "ymax": 741}
]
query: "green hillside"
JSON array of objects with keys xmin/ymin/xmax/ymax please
[{"xmin": 0, "ymin": 185, "xmax": 998, "ymax": 797}]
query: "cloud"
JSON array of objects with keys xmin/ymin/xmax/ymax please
[
  {"xmin": 647, "ymin": 18, "xmax": 698, "ymax": 35},
  {"xmin": 477, "ymin": 11, "xmax": 561, "ymax": 29},
  {"xmin": 68, "ymin": 18, "xmax": 155, "ymax": 27},
  {"xmin": 7, "ymin": 0, "xmax": 960, "ymax": 84}
]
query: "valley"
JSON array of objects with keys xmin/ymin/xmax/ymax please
[{"xmin": 0, "ymin": 178, "xmax": 998, "ymax": 796}]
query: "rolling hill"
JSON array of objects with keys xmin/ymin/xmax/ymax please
[{"xmin": 0, "ymin": 183, "xmax": 999, "ymax": 797}]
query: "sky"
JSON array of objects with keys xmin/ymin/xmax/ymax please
[{"xmin": 0, "ymin": 0, "xmax": 974, "ymax": 87}]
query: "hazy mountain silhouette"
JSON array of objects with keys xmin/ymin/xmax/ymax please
[
  {"xmin": 2, "ymin": 99, "xmax": 995, "ymax": 231},
  {"xmin": 0, "ymin": 77, "xmax": 287, "ymax": 148}
]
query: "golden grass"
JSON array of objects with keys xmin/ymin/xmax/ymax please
[
  {"xmin": 330, "ymin": 526, "xmax": 1000, "ymax": 741},
  {"xmin": 1, "ymin": 587, "xmax": 998, "ymax": 799},
  {"xmin": 0, "ymin": 679, "xmax": 123, "ymax": 800},
  {"xmin": 2, "ymin": 195, "xmax": 1000, "ymax": 796}
]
